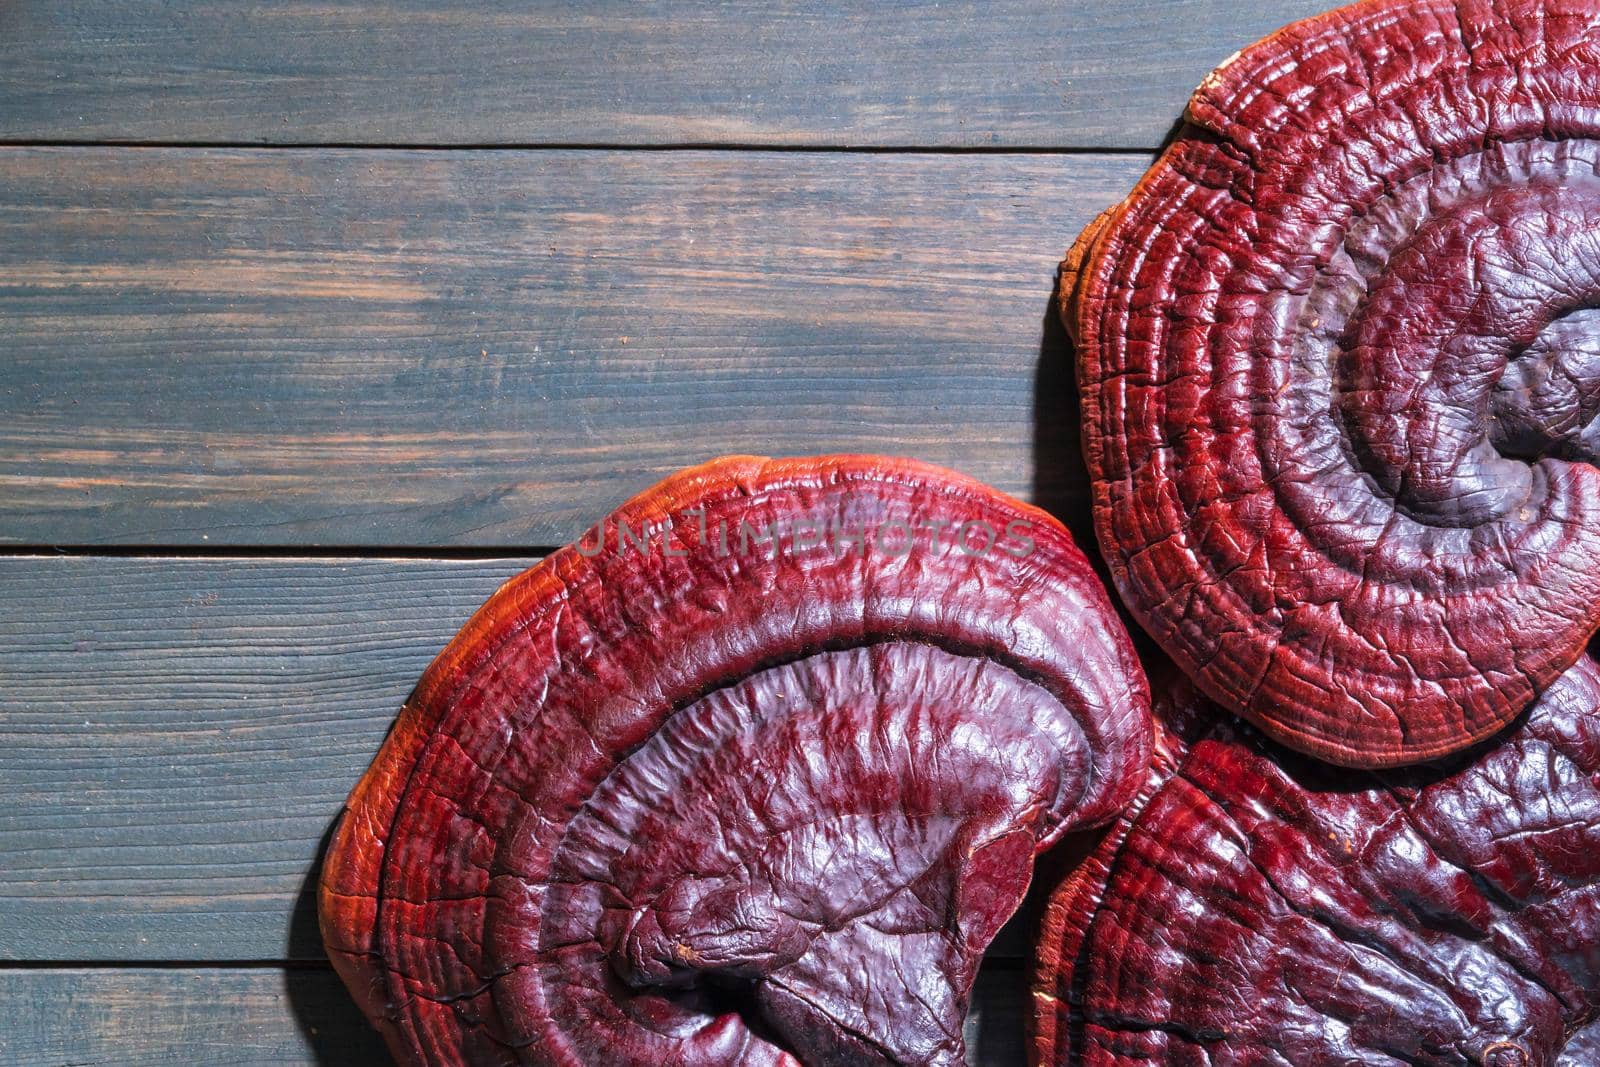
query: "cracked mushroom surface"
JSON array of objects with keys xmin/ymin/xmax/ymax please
[
  {"xmin": 320, "ymin": 454, "xmax": 1153, "ymax": 1066},
  {"xmin": 1066, "ymin": 0, "xmax": 1600, "ymax": 767},
  {"xmin": 1031, "ymin": 659, "xmax": 1600, "ymax": 1066}
]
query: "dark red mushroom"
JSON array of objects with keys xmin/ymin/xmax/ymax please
[
  {"xmin": 1066, "ymin": 0, "xmax": 1600, "ymax": 767},
  {"xmin": 321, "ymin": 455, "xmax": 1152, "ymax": 1066},
  {"xmin": 1031, "ymin": 658, "xmax": 1600, "ymax": 1066}
]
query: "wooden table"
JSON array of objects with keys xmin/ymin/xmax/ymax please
[{"xmin": 0, "ymin": 3, "xmax": 1329, "ymax": 1063}]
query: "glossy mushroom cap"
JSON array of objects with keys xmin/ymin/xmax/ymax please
[
  {"xmin": 320, "ymin": 454, "xmax": 1152, "ymax": 1066},
  {"xmin": 1032, "ymin": 659, "xmax": 1600, "ymax": 1066},
  {"xmin": 1067, "ymin": 0, "xmax": 1600, "ymax": 767}
]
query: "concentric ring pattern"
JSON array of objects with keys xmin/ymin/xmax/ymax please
[{"xmin": 1067, "ymin": 0, "xmax": 1600, "ymax": 767}]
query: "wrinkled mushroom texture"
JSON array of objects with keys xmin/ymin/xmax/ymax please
[
  {"xmin": 1031, "ymin": 658, "xmax": 1600, "ymax": 1066},
  {"xmin": 1066, "ymin": 0, "xmax": 1600, "ymax": 768},
  {"xmin": 320, "ymin": 455, "xmax": 1152, "ymax": 1067}
]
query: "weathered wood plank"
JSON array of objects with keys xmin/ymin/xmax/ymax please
[
  {"xmin": 0, "ymin": 556, "xmax": 533, "ymax": 961},
  {"xmin": 1, "ymin": 1, "xmax": 1331, "ymax": 149},
  {"xmin": 0, "ymin": 964, "xmax": 1027, "ymax": 1065},
  {"xmin": 0, "ymin": 147, "xmax": 1143, "ymax": 548},
  {"xmin": 0, "ymin": 556, "xmax": 1060, "ymax": 962},
  {"xmin": 0, "ymin": 967, "xmax": 391, "ymax": 1066}
]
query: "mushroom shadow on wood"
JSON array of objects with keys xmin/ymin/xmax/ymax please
[
  {"xmin": 1032, "ymin": 282, "xmax": 1157, "ymax": 666},
  {"xmin": 1029, "ymin": 287, "xmax": 1092, "ymax": 551},
  {"xmin": 1026, "ymin": 100, "xmax": 1186, "ymax": 556},
  {"xmin": 288, "ymin": 816, "xmax": 391, "ymax": 1065}
]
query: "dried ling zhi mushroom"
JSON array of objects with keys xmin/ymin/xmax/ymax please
[
  {"xmin": 321, "ymin": 455, "xmax": 1152, "ymax": 1066},
  {"xmin": 1066, "ymin": 0, "xmax": 1600, "ymax": 768},
  {"xmin": 1032, "ymin": 660, "xmax": 1600, "ymax": 1065}
]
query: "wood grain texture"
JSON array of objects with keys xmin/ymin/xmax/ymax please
[
  {"xmin": 0, "ymin": 1, "xmax": 1330, "ymax": 149},
  {"xmin": 0, "ymin": 964, "xmax": 1025, "ymax": 1065},
  {"xmin": 0, "ymin": 146, "xmax": 1144, "ymax": 548},
  {"xmin": 0, "ymin": 967, "xmax": 391, "ymax": 1066},
  {"xmin": 0, "ymin": 555, "xmax": 1055, "ymax": 963},
  {"xmin": 0, "ymin": 4, "xmax": 1331, "ymax": 1063},
  {"xmin": 0, "ymin": 555, "xmax": 531, "ymax": 962}
]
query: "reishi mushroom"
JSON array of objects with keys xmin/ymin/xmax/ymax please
[
  {"xmin": 1065, "ymin": 0, "xmax": 1600, "ymax": 768},
  {"xmin": 1031, "ymin": 658, "xmax": 1600, "ymax": 1066},
  {"xmin": 320, "ymin": 454, "xmax": 1153, "ymax": 1066}
]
